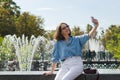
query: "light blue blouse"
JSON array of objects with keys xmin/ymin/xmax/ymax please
[{"xmin": 51, "ymin": 34, "xmax": 90, "ymax": 63}]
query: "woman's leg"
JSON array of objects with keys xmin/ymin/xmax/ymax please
[
  {"xmin": 54, "ymin": 63, "xmax": 69, "ymax": 80},
  {"xmin": 62, "ymin": 56, "xmax": 83, "ymax": 80},
  {"xmin": 55, "ymin": 56, "xmax": 83, "ymax": 80},
  {"xmin": 62, "ymin": 65, "xmax": 83, "ymax": 80}
]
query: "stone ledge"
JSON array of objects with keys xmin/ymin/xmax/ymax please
[
  {"xmin": 0, "ymin": 74, "xmax": 120, "ymax": 80},
  {"xmin": 0, "ymin": 69, "xmax": 120, "ymax": 80}
]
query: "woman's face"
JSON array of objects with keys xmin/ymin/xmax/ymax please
[{"xmin": 60, "ymin": 23, "xmax": 70, "ymax": 36}]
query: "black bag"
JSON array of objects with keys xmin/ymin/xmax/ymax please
[
  {"xmin": 84, "ymin": 68, "xmax": 97, "ymax": 74},
  {"xmin": 83, "ymin": 68, "xmax": 99, "ymax": 80}
]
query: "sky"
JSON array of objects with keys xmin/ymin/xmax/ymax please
[{"xmin": 13, "ymin": 0, "xmax": 120, "ymax": 35}]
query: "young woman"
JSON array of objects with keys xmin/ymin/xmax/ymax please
[{"xmin": 44, "ymin": 17, "xmax": 99, "ymax": 80}]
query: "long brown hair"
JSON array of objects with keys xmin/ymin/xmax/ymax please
[{"xmin": 53, "ymin": 22, "xmax": 71, "ymax": 41}]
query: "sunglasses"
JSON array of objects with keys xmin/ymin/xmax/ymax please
[{"xmin": 61, "ymin": 26, "xmax": 69, "ymax": 30}]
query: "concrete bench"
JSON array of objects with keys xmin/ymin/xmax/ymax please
[{"xmin": 0, "ymin": 69, "xmax": 120, "ymax": 80}]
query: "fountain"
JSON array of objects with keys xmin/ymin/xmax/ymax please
[
  {"xmin": 4, "ymin": 35, "xmax": 40, "ymax": 71},
  {"xmin": 88, "ymin": 38, "xmax": 102, "ymax": 53},
  {"xmin": 3, "ymin": 34, "xmax": 53, "ymax": 71},
  {"xmin": 84, "ymin": 38, "xmax": 105, "ymax": 61},
  {"xmin": 84, "ymin": 38, "xmax": 104, "ymax": 52}
]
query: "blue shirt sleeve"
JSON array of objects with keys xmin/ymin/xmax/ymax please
[
  {"xmin": 77, "ymin": 34, "xmax": 90, "ymax": 46},
  {"xmin": 51, "ymin": 41, "xmax": 60, "ymax": 63}
]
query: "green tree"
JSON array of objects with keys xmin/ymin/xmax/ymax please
[
  {"xmin": 0, "ymin": 36, "xmax": 3, "ymax": 45},
  {"xmin": 102, "ymin": 25, "xmax": 120, "ymax": 59},
  {"xmin": 15, "ymin": 12, "xmax": 45, "ymax": 38},
  {"xmin": 71, "ymin": 26, "xmax": 84, "ymax": 36},
  {"xmin": 86, "ymin": 24, "xmax": 92, "ymax": 33},
  {"xmin": 44, "ymin": 30, "xmax": 55, "ymax": 40},
  {"xmin": 0, "ymin": 0, "xmax": 20, "ymax": 17},
  {"xmin": 0, "ymin": 37, "xmax": 15, "ymax": 61},
  {"xmin": 0, "ymin": 7, "xmax": 16, "ymax": 37}
]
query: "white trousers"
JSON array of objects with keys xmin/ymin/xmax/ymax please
[{"xmin": 55, "ymin": 56, "xmax": 83, "ymax": 80}]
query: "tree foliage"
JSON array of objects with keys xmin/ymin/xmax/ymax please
[
  {"xmin": 0, "ymin": 0, "xmax": 20, "ymax": 17},
  {"xmin": 0, "ymin": 37, "xmax": 15, "ymax": 61},
  {"xmin": 0, "ymin": 7, "xmax": 16, "ymax": 36},
  {"xmin": 15, "ymin": 12, "xmax": 45, "ymax": 38},
  {"xmin": 0, "ymin": 0, "xmax": 45, "ymax": 38},
  {"xmin": 86, "ymin": 24, "xmax": 92, "ymax": 33},
  {"xmin": 0, "ymin": 0, "xmax": 21, "ymax": 37},
  {"xmin": 102, "ymin": 25, "xmax": 120, "ymax": 59},
  {"xmin": 44, "ymin": 30, "xmax": 55, "ymax": 40},
  {"xmin": 0, "ymin": 36, "xmax": 3, "ymax": 45},
  {"xmin": 71, "ymin": 26, "xmax": 84, "ymax": 36}
]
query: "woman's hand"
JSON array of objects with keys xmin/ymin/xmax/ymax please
[
  {"xmin": 43, "ymin": 71, "xmax": 53, "ymax": 76},
  {"xmin": 43, "ymin": 62, "xmax": 56, "ymax": 76},
  {"xmin": 89, "ymin": 17, "xmax": 99, "ymax": 37},
  {"xmin": 91, "ymin": 16, "xmax": 99, "ymax": 27}
]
